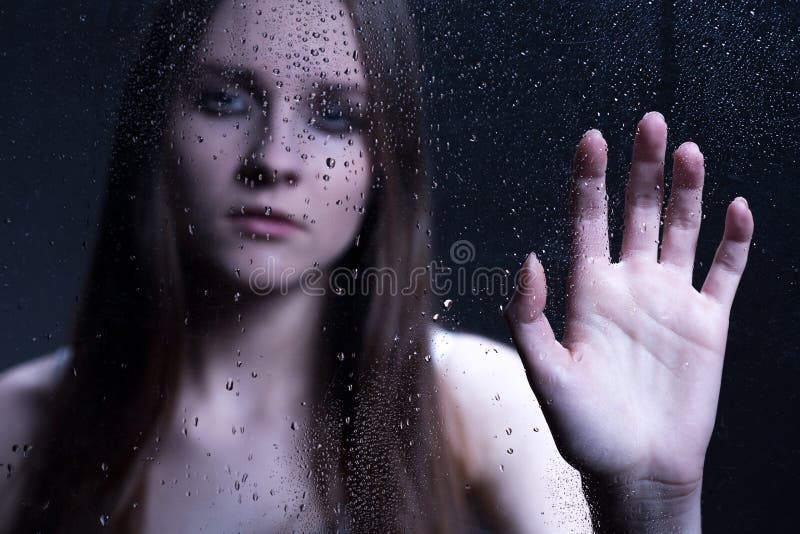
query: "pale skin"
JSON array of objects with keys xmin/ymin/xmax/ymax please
[
  {"xmin": 0, "ymin": 1, "xmax": 752, "ymax": 532},
  {"xmin": 501, "ymin": 114, "xmax": 754, "ymax": 531}
]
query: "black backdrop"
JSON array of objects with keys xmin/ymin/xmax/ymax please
[{"xmin": 1, "ymin": 1, "xmax": 798, "ymax": 531}]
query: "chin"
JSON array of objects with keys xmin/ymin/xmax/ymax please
[
  {"xmin": 230, "ymin": 249, "xmax": 321, "ymax": 296},
  {"xmin": 180, "ymin": 234, "xmax": 342, "ymax": 298}
]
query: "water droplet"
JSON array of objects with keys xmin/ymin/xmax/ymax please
[
  {"xmin": 337, "ymin": 352, "xmax": 345, "ymax": 361},
  {"xmin": 443, "ymin": 299, "xmax": 453, "ymax": 311},
  {"xmin": 100, "ymin": 462, "xmax": 109, "ymax": 472},
  {"xmin": 506, "ymin": 448, "xmax": 514, "ymax": 454},
  {"xmin": 225, "ymin": 378, "xmax": 234, "ymax": 391},
  {"xmin": 290, "ymin": 421, "xmax": 299, "ymax": 431},
  {"xmin": 326, "ymin": 157, "xmax": 336, "ymax": 168},
  {"xmin": 99, "ymin": 514, "xmax": 109, "ymax": 526},
  {"xmin": 322, "ymin": 174, "xmax": 331, "ymax": 181},
  {"xmin": 505, "ymin": 427, "xmax": 512, "ymax": 436}
]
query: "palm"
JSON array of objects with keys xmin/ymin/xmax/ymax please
[
  {"xmin": 558, "ymin": 261, "xmax": 724, "ymax": 482},
  {"xmin": 505, "ymin": 112, "xmax": 753, "ymax": 488}
]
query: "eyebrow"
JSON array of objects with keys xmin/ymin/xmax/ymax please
[
  {"xmin": 198, "ymin": 62, "xmax": 368, "ymax": 97},
  {"xmin": 320, "ymin": 82, "xmax": 368, "ymax": 97},
  {"xmin": 197, "ymin": 63, "xmax": 258, "ymax": 88}
]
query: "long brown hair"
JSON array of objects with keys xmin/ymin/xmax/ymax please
[{"xmin": 10, "ymin": 1, "xmax": 465, "ymax": 532}]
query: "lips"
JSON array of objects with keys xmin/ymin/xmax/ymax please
[{"xmin": 227, "ymin": 205, "xmax": 305, "ymax": 239}]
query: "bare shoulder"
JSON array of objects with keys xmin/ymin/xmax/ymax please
[
  {"xmin": 0, "ymin": 347, "xmax": 71, "ymax": 396},
  {"xmin": 429, "ymin": 328, "xmax": 553, "ymax": 475},
  {"xmin": 430, "ymin": 328, "xmax": 591, "ymax": 533},
  {"xmin": 430, "ymin": 328, "xmax": 532, "ymax": 406},
  {"xmin": 0, "ymin": 347, "xmax": 72, "ymax": 505}
]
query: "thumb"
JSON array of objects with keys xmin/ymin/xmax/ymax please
[{"xmin": 504, "ymin": 253, "xmax": 569, "ymax": 392}]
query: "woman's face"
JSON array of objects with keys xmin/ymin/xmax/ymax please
[{"xmin": 168, "ymin": 0, "xmax": 371, "ymax": 291}]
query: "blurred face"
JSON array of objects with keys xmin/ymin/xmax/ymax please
[{"xmin": 167, "ymin": 0, "xmax": 371, "ymax": 290}]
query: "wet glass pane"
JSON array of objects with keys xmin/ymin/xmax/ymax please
[{"xmin": 1, "ymin": 1, "xmax": 798, "ymax": 532}]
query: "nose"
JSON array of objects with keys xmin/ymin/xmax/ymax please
[{"xmin": 236, "ymin": 106, "xmax": 303, "ymax": 189}]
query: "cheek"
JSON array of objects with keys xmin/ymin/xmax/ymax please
[
  {"xmin": 306, "ymin": 140, "xmax": 372, "ymax": 253},
  {"xmin": 317, "ymin": 141, "xmax": 371, "ymax": 209},
  {"xmin": 169, "ymin": 116, "xmax": 250, "ymax": 210}
]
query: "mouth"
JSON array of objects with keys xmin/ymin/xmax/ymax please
[{"xmin": 227, "ymin": 205, "xmax": 306, "ymax": 239}]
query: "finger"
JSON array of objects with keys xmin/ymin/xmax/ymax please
[
  {"xmin": 504, "ymin": 253, "xmax": 570, "ymax": 400},
  {"xmin": 620, "ymin": 111, "xmax": 668, "ymax": 262},
  {"xmin": 570, "ymin": 129, "xmax": 610, "ymax": 268},
  {"xmin": 660, "ymin": 142, "xmax": 704, "ymax": 280},
  {"xmin": 701, "ymin": 198, "xmax": 754, "ymax": 310}
]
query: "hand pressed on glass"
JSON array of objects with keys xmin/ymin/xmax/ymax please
[{"xmin": 504, "ymin": 111, "xmax": 754, "ymax": 531}]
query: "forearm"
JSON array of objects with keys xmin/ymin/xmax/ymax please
[{"xmin": 581, "ymin": 476, "xmax": 702, "ymax": 534}]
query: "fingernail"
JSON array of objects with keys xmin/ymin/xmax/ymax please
[
  {"xmin": 643, "ymin": 111, "xmax": 665, "ymax": 121},
  {"xmin": 735, "ymin": 196, "xmax": 749, "ymax": 209},
  {"xmin": 517, "ymin": 253, "xmax": 537, "ymax": 291},
  {"xmin": 521, "ymin": 253, "xmax": 535, "ymax": 281}
]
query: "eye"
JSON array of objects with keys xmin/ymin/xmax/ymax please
[
  {"xmin": 316, "ymin": 100, "xmax": 363, "ymax": 133},
  {"xmin": 319, "ymin": 105, "xmax": 347, "ymax": 127},
  {"xmin": 195, "ymin": 89, "xmax": 248, "ymax": 116}
]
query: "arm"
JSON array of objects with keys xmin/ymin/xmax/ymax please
[{"xmin": 503, "ymin": 112, "xmax": 753, "ymax": 533}]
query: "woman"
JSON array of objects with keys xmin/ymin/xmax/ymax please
[{"xmin": 0, "ymin": 0, "xmax": 753, "ymax": 532}]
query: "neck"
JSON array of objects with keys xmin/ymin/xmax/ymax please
[{"xmin": 178, "ymin": 278, "xmax": 327, "ymax": 426}]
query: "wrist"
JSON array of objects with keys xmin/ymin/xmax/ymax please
[{"xmin": 581, "ymin": 475, "xmax": 703, "ymax": 534}]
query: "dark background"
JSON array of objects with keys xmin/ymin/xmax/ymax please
[{"xmin": 1, "ymin": 1, "xmax": 798, "ymax": 531}]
